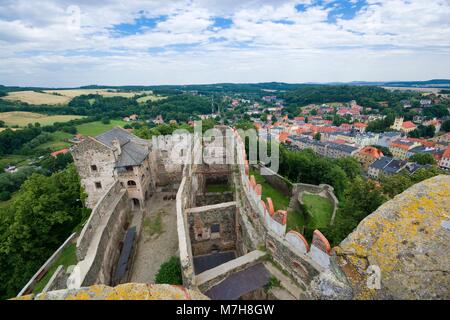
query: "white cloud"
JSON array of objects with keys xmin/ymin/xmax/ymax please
[{"xmin": 0, "ymin": 0, "xmax": 449, "ymax": 86}]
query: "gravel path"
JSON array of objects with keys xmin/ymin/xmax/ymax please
[{"xmin": 129, "ymin": 193, "xmax": 179, "ymax": 284}]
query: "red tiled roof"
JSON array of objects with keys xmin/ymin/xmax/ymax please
[
  {"xmin": 359, "ymin": 146, "xmax": 384, "ymax": 159},
  {"xmin": 407, "ymin": 138, "xmax": 435, "ymax": 148},
  {"xmin": 354, "ymin": 122, "xmax": 367, "ymax": 128},
  {"xmin": 278, "ymin": 132, "xmax": 289, "ymax": 143},
  {"xmin": 443, "ymin": 145, "xmax": 450, "ymax": 159},
  {"xmin": 402, "ymin": 121, "xmax": 416, "ymax": 129},
  {"xmin": 51, "ymin": 148, "xmax": 69, "ymax": 157}
]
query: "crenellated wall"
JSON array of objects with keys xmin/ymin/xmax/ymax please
[{"xmin": 231, "ymin": 128, "xmax": 333, "ymax": 282}]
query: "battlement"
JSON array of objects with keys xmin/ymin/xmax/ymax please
[{"xmin": 232, "ymin": 128, "xmax": 332, "ymax": 270}]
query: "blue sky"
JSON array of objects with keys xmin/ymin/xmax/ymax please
[{"xmin": 0, "ymin": 0, "xmax": 449, "ymax": 86}]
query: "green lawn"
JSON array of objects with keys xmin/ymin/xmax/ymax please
[
  {"xmin": 32, "ymin": 243, "xmax": 77, "ymax": 294},
  {"xmin": 36, "ymin": 131, "xmax": 73, "ymax": 151},
  {"xmin": 206, "ymin": 183, "xmax": 231, "ymax": 193},
  {"xmin": 286, "ymin": 209, "xmax": 306, "ymax": 233},
  {"xmin": 250, "ymin": 168, "xmax": 306, "ymax": 232},
  {"xmin": 137, "ymin": 95, "xmax": 167, "ymax": 103},
  {"xmin": 250, "ymin": 168, "xmax": 290, "ymax": 211},
  {"xmin": 76, "ymin": 120, "xmax": 127, "ymax": 136},
  {"xmin": 301, "ymin": 193, "xmax": 333, "ymax": 229},
  {"xmin": 0, "ymin": 154, "xmax": 28, "ymax": 168}
]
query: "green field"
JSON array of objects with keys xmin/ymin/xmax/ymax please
[
  {"xmin": 0, "ymin": 154, "xmax": 28, "ymax": 168},
  {"xmin": 76, "ymin": 120, "xmax": 127, "ymax": 136},
  {"xmin": 32, "ymin": 243, "xmax": 77, "ymax": 294},
  {"xmin": 301, "ymin": 193, "xmax": 333, "ymax": 229},
  {"xmin": 137, "ymin": 95, "xmax": 167, "ymax": 103},
  {"xmin": 36, "ymin": 131, "xmax": 73, "ymax": 151},
  {"xmin": 0, "ymin": 112, "xmax": 84, "ymax": 127}
]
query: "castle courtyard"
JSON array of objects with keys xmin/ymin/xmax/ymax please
[{"xmin": 129, "ymin": 193, "xmax": 179, "ymax": 284}]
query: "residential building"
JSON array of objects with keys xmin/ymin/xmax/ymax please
[
  {"xmin": 390, "ymin": 117, "xmax": 417, "ymax": 133},
  {"xmin": 406, "ymin": 145, "xmax": 436, "ymax": 159},
  {"xmin": 368, "ymin": 156, "xmax": 392, "ymax": 179},
  {"xmin": 290, "ymin": 136, "xmax": 359, "ymax": 159},
  {"xmin": 389, "ymin": 139, "xmax": 421, "ymax": 160},
  {"xmin": 439, "ymin": 145, "xmax": 450, "ymax": 171},
  {"xmin": 353, "ymin": 122, "xmax": 367, "ymax": 133},
  {"xmin": 368, "ymin": 156, "xmax": 408, "ymax": 179},
  {"xmin": 354, "ymin": 146, "xmax": 384, "ymax": 171},
  {"xmin": 326, "ymin": 143, "xmax": 360, "ymax": 159}
]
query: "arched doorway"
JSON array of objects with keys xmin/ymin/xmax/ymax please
[{"xmin": 131, "ymin": 198, "xmax": 140, "ymax": 211}]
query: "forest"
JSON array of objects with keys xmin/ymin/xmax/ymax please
[{"xmin": 0, "ymin": 164, "xmax": 90, "ymax": 299}]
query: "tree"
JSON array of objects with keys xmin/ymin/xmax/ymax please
[
  {"xmin": 442, "ymin": 119, "xmax": 450, "ymax": 132},
  {"xmin": 314, "ymin": 132, "xmax": 321, "ymax": 141},
  {"xmin": 322, "ymin": 177, "xmax": 387, "ymax": 246},
  {"xmin": 408, "ymin": 125, "xmax": 435, "ymax": 138},
  {"xmin": 0, "ymin": 165, "xmax": 89, "ymax": 299},
  {"xmin": 409, "ymin": 153, "xmax": 436, "ymax": 165},
  {"xmin": 260, "ymin": 113, "xmax": 268, "ymax": 122},
  {"xmin": 235, "ymin": 120, "xmax": 255, "ymax": 131},
  {"xmin": 154, "ymin": 256, "xmax": 182, "ymax": 285},
  {"xmin": 335, "ymin": 157, "xmax": 362, "ymax": 180},
  {"xmin": 101, "ymin": 117, "xmax": 111, "ymax": 124},
  {"xmin": 380, "ymin": 167, "xmax": 443, "ymax": 199},
  {"xmin": 40, "ymin": 153, "xmax": 74, "ymax": 173}
]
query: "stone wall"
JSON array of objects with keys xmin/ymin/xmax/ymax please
[
  {"xmin": 186, "ymin": 202, "xmax": 237, "ymax": 256},
  {"xmin": 292, "ymin": 183, "xmax": 339, "ymax": 225},
  {"xmin": 177, "ymin": 176, "xmax": 196, "ymax": 287},
  {"xmin": 231, "ymin": 128, "xmax": 332, "ymax": 286},
  {"xmin": 71, "ymin": 137, "xmax": 117, "ymax": 208},
  {"xmin": 82, "ymin": 190, "xmax": 130, "ymax": 285},
  {"xmin": 265, "ymin": 232, "xmax": 321, "ymax": 289},
  {"xmin": 195, "ymin": 192, "xmax": 234, "ymax": 206},
  {"xmin": 150, "ymin": 134, "xmax": 188, "ymax": 187},
  {"xmin": 42, "ymin": 265, "xmax": 67, "ymax": 293},
  {"xmin": 195, "ymin": 250, "xmax": 266, "ymax": 292},
  {"xmin": 77, "ymin": 181, "xmax": 123, "ymax": 260},
  {"xmin": 67, "ymin": 184, "xmax": 130, "ymax": 288},
  {"xmin": 258, "ymin": 165, "xmax": 293, "ymax": 197}
]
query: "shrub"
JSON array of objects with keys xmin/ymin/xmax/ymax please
[
  {"xmin": 0, "ymin": 190, "xmax": 11, "ymax": 201},
  {"xmin": 154, "ymin": 256, "xmax": 182, "ymax": 285},
  {"xmin": 101, "ymin": 117, "xmax": 111, "ymax": 124}
]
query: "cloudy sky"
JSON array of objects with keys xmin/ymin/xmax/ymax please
[{"xmin": 0, "ymin": 0, "xmax": 449, "ymax": 87}]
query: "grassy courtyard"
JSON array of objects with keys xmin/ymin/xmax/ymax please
[
  {"xmin": 250, "ymin": 168, "xmax": 290, "ymax": 211},
  {"xmin": 301, "ymin": 193, "xmax": 334, "ymax": 229},
  {"xmin": 249, "ymin": 168, "xmax": 306, "ymax": 231}
]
